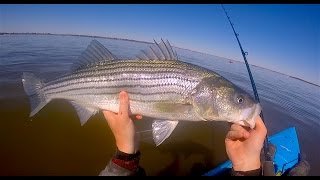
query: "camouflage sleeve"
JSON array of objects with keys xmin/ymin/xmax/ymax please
[
  {"xmin": 99, "ymin": 150, "xmax": 145, "ymax": 176},
  {"xmin": 99, "ymin": 159, "xmax": 137, "ymax": 176}
]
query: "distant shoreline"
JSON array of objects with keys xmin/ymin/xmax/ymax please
[
  {"xmin": 0, "ymin": 32, "xmax": 153, "ymax": 45},
  {"xmin": 1, "ymin": 32, "xmax": 319, "ymax": 87},
  {"xmin": 288, "ymin": 76, "xmax": 320, "ymax": 87}
]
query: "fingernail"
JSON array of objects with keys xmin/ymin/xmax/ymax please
[
  {"xmin": 136, "ymin": 114, "xmax": 143, "ymax": 120},
  {"xmin": 119, "ymin": 91, "xmax": 126, "ymax": 99}
]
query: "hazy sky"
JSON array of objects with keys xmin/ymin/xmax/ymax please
[{"xmin": 1, "ymin": 4, "xmax": 319, "ymax": 85}]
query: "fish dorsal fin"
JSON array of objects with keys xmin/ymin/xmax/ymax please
[
  {"xmin": 72, "ymin": 40, "xmax": 118, "ymax": 71},
  {"xmin": 70, "ymin": 101, "xmax": 98, "ymax": 126},
  {"xmin": 136, "ymin": 39, "xmax": 178, "ymax": 61},
  {"xmin": 152, "ymin": 120, "xmax": 179, "ymax": 146}
]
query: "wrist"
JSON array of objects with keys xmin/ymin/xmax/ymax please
[
  {"xmin": 116, "ymin": 140, "xmax": 136, "ymax": 154},
  {"xmin": 232, "ymin": 157, "xmax": 261, "ymax": 172}
]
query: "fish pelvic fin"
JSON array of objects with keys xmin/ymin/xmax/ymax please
[
  {"xmin": 22, "ymin": 72, "xmax": 50, "ymax": 117},
  {"xmin": 152, "ymin": 120, "xmax": 179, "ymax": 146}
]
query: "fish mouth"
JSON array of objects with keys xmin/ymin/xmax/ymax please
[{"xmin": 236, "ymin": 103, "xmax": 262, "ymax": 129}]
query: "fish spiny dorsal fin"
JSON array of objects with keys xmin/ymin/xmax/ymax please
[
  {"xmin": 165, "ymin": 39, "xmax": 179, "ymax": 60},
  {"xmin": 71, "ymin": 40, "xmax": 118, "ymax": 71},
  {"xmin": 136, "ymin": 39, "xmax": 178, "ymax": 61},
  {"xmin": 154, "ymin": 39, "xmax": 168, "ymax": 59}
]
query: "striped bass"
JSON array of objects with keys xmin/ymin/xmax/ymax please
[{"xmin": 22, "ymin": 39, "xmax": 261, "ymax": 146}]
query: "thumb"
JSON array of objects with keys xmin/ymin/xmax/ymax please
[{"xmin": 253, "ymin": 117, "xmax": 267, "ymax": 138}]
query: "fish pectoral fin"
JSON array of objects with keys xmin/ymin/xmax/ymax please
[
  {"xmin": 71, "ymin": 39, "xmax": 118, "ymax": 71},
  {"xmin": 136, "ymin": 39, "xmax": 179, "ymax": 61},
  {"xmin": 152, "ymin": 120, "xmax": 179, "ymax": 146},
  {"xmin": 70, "ymin": 101, "xmax": 98, "ymax": 126}
]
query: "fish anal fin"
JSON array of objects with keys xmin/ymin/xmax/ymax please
[{"xmin": 70, "ymin": 101, "xmax": 98, "ymax": 126}]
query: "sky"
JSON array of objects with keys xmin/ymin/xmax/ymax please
[{"xmin": 0, "ymin": 4, "xmax": 319, "ymax": 85}]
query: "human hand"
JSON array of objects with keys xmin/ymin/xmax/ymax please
[
  {"xmin": 102, "ymin": 91, "xmax": 141, "ymax": 154},
  {"xmin": 225, "ymin": 116, "xmax": 267, "ymax": 171}
]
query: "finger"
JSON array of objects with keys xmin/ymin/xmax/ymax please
[
  {"xmin": 255, "ymin": 116, "xmax": 266, "ymax": 130},
  {"xmin": 102, "ymin": 110, "xmax": 116, "ymax": 121},
  {"xmin": 226, "ymin": 130, "xmax": 246, "ymax": 141},
  {"xmin": 230, "ymin": 123, "xmax": 245, "ymax": 131},
  {"xmin": 254, "ymin": 116, "xmax": 267, "ymax": 136},
  {"xmin": 129, "ymin": 114, "xmax": 143, "ymax": 121},
  {"xmin": 230, "ymin": 123, "xmax": 250, "ymax": 137},
  {"xmin": 135, "ymin": 114, "xmax": 143, "ymax": 120},
  {"xmin": 118, "ymin": 91, "xmax": 129, "ymax": 116},
  {"xmin": 102, "ymin": 110, "xmax": 115, "ymax": 118}
]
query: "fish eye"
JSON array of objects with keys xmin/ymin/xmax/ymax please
[{"xmin": 236, "ymin": 95, "xmax": 244, "ymax": 104}]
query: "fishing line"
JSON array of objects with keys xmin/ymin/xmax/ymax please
[
  {"xmin": 136, "ymin": 129, "xmax": 154, "ymax": 141},
  {"xmin": 221, "ymin": 4, "xmax": 269, "ymax": 157},
  {"xmin": 136, "ymin": 129, "xmax": 153, "ymax": 133}
]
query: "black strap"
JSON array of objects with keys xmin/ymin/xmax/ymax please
[
  {"xmin": 114, "ymin": 148, "xmax": 141, "ymax": 161},
  {"xmin": 231, "ymin": 167, "xmax": 262, "ymax": 176}
]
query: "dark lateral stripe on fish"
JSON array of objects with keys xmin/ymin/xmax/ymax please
[
  {"xmin": 68, "ymin": 93, "xmax": 185, "ymax": 103},
  {"xmin": 45, "ymin": 69, "xmax": 193, "ymax": 88},
  {"xmin": 44, "ymin": 81, "xmax": 193, "ymax": 95},
  {"xmin": 74, "ymin": 60, "xmax": 181, "ymax": 73},
  {"xmin": 45, "ymin": 62, "xmax": 208, "ymax": 86},
  {"xmin": 66, "ymin": 91, "xmax": 185, "ymax": 99},
  {"xmin": 45, "ymin": 74, "xmax": 196, "ymax": 90},
  {"xmin": 45, "ymin": 62, "xmax": 185, "ymax": 85},
  {"xmin": 75, "ymin": 63, "xmax": 193, "ymax": 75},
  {"xmin": 44, "ymin": 72, "xmax": 199, "ymax": 92}
]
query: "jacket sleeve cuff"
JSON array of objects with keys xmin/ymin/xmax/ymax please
[
  {"xmin": 99, "ymin": 149, "xmax": 142, "ymax": 176},
  {"xmin": 231, "ymin": 167, "xmax": 262, "ymax": 176},
  {"xmin": 112, "ymin": 149, "xmax": 141, "ymax": 171}
]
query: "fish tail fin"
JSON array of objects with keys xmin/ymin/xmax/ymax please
[{"xmin": 22, "ymin": 72, "xmax": 49, "ymax": 117}]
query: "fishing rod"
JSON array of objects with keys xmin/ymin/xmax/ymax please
[{"xmin": 221, "ymin": 5, "xmax": 269, "ymax": 157}]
